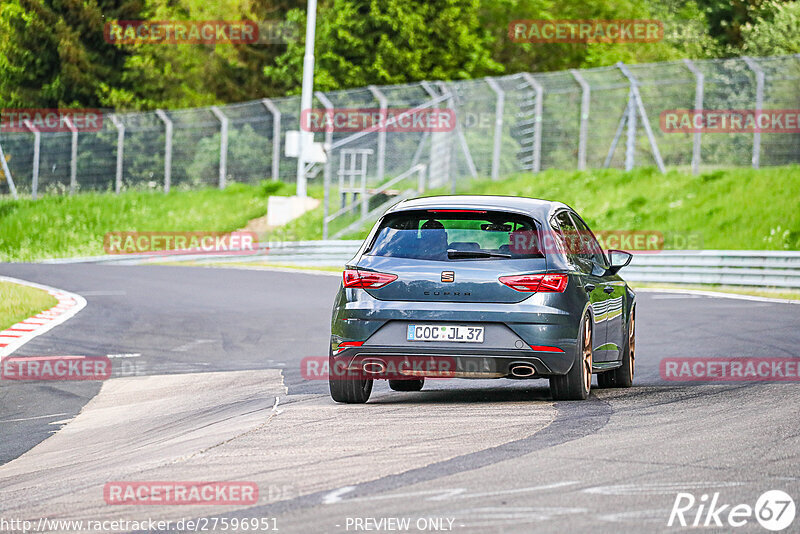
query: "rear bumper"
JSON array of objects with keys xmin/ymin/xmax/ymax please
[{"xmin": 331, "ymin": 345, "xmax": 574, "ymax": 378}]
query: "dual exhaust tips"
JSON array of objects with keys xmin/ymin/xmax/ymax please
[{"xmin": 360, "ymin": 358, "xmax": 537, "ymax": 378}]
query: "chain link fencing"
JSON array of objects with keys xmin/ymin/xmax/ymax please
[{"xmin": 1, "ymin": 54, "xmax": 799, "ymax": 235}]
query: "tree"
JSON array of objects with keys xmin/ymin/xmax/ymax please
[
  {"xmin": 740, "ymin": 1, "xmax": 800, "ymax": 55},
  {"xmin": 0, "ymin": 0, "xmax": 142, "ymax": 108},
  {"xmin": 264, "ymin": 0, "xmax": 503, "ymax": 94}
]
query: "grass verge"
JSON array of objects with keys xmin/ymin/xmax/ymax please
[
  {"xmin": 0, "ymin": 281, "xmax": 58, "ymax": 330},
  {"xmin": 273, "ymin": 166, "xmax": 800, "ymax": 250},
  {"xmin": 0, "ymin": 181, "xmax": 294, "ymax": 262}
]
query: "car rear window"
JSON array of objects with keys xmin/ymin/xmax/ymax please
[{"xmin": 365, "ymin": 210, "xmax": 544, "ymax": 261}]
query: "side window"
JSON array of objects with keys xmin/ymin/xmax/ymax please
[
  {"xmin": 569, "ymin": 213, "xmax": 607, "ymax": 267},
  {"xmin": 552, "ymin": 211, "xmax": 577, "ymax": 261}
]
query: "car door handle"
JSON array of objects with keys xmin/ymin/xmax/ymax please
[
  {"xmin": 584, "ymin": 284, "xmax": 595, "ymax": 293},
  {"xmin": 603, "ymin": 286, "xmax": 615, "ymax": 294}
]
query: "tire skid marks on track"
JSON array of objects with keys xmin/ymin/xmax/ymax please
[{"xmin": 0, "ymin": 276, "xmax": 87, "ymax": 359}]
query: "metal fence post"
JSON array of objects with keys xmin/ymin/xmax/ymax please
[
  {"xmin": 683, "ymin": 59, "xmax": 704, "ymax": 175},
  {"xmin": 261, "ymin": 98, "xmax": 281, "ymax": 181},
  {"xmin": 617, "ymin": 62, "xmax": 666, "ymax": 173},
  {"xmin": 520, "ymin": 73, "xmax": 543, "ymax": 173},
  {"xmin": 485, "ymin": 78, "xmax": 505, "ymax": 180},
  {"xmin": 624, "ymin": 88, "xmax": 637, "ymax": 171},
  {"xmin": 64, "ymin": 117, "xmax": 78, "ymax": 194},
  {"xmin": 368, "ymin": 85, "xmax": 387, "ymax": 185},
  {"xmin": 23, "ymin": 120, "xmax": 41, "ymax": 200},
  {"xmin": 0, "ymin": 140, "xmax": 18, "ymax": 199},
  {"xmin": 743, "ymin": 56, "xmax": 765, "ymax": 169},
  {"xmin": 437, "ymin": 81, "xmax": 478, "ymax": 189},
  {"xmin": 155, "ymin": 110, "xmax": 173, "ymax": 192},
  {"xmin": 109, "ymin": 114, "xmax": 125, "ymax": 193},
  {"xmin": 570, "ymin": 69, "xmax": 590, "ymax": 171},
  {"xmin": 211, "ymin": 106, "xmax": 229, "ymax": 189},
  {"xmin": 316, "ymin": 91, "xmax": 335, "ymax": 239}
]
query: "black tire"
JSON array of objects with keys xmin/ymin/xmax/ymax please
[
  {"xmin": 389, "ymin": 378, "xmax": 424, "ymax": 391},
  {"xmin": 550, "ymin": 314, "xmax": 592, "ymax": 400},
  {"xmin": 597, "ymin": 308, "xmax": 635, "ymax": 389},
  {"xmin": 329, "ymin": 355, "xmax": 373, "ymax": 403}
]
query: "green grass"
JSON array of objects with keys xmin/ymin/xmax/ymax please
[
  {"xmin": 1, "ymin": 166, "xmax": 799, "ymax": 261},
  {"xmin": 275, "ymin": 166, "xmax": 800, "ymax": 250},
  {"xmin": 0, "ymin": 281, "xmax": 58, "ymax": 330},
  {"xmin": 0, "ymin": 181, "xmax": 294, "ymax": 261}
]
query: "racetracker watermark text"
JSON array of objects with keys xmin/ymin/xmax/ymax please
[
  {"xmin": 104, "ymin": 20, "xmax": 297, "ymax": 44},
  {"xmin": 660, "ymin": 109, "xmax": 800, "ymax": 133},
  {"xmin": 301, "ymin": 108, "xmax": 456, "ymax": 132},
  {"xmin": 1, "ymin": 356, "xmax": 111, "ymax": 381},
  {"xmin": 103, "ymin": 231, "xmax": 258, "ymax": 255},
  {"xmin": 1, "ymin": 109, "xmax": 102, "ymax": 133},
  {"xmin": 509, "ymin": 19, "xmax": 663, "ymax": 43},
  {"xmin": 661, "ymin": 358, "xmax": 800, "ymax": 382},
  {"xmin": 104, "ymin": 481, "xmax": 258, "ymax": 505}
]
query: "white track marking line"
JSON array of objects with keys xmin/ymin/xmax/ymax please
[
  {"xmin": 323, "ymin": 486, "xmax": 357, "ymax": 504},
  {"xmin": 0, "ymin": 276, "xmax": 87, "ymax": 360},
  {"xmin": 637, "ymin": 287, "xmax": 800, "ymax": 304},
  {"xmin": 0, "ymin": 412, "xmax": 71, "ymax": 424}
]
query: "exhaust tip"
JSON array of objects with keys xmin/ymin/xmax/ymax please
[
  {"xmin": 362, "ymin": 359, "xmax": 387, "ymax": 374},
  {"xmin": 510, "ymin": 364, "xmax": 536, "ymax": 378}
]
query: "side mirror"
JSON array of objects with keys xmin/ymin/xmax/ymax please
[{"xmin": 606, "ymin": 250, "xmax": 633, "ymax": 275}]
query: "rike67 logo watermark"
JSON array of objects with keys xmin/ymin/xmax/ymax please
[{"xmin": 669, "ymin": 490, "xmax": 795, "ymax": 531}]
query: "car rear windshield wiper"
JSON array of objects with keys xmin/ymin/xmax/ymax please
[{"xmin": 447, "ymin": 249, "xmax": 512, "ymax": 259}]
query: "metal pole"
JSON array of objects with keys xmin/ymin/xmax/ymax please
[
  {"xmin": 521, "ymin": 73, "xmax": 543, "ymax": 173},
  {"xmin": 421, "ymin": 82, "xmax": 445, "ymax": 188},
  {"xmin": 24, "ymin": 120, "xmax": 40, "ymax": 200},
  {"xmin": 603, "ymin": 107, "xmax": 628, "ymax": 168},
  {"xmin": 316, "ymin": 91, "xmax": 334, "ymax": 240},
  {"xmin": 64, "ymin": 117, "xmax": 78, "ymax": 194},
  {"xmin": 624, "ymin": 89, "xmax": 637, "ymax": 171},
  {"xmin": 296, "ymin": 0, "xmax": 318, "ymax": 198},
  {"xmin": 437, "ymin": 81, "xmax": 478, "ymax": 186},
  {"xmin": 211, "ymin": 106, "xmax": 229, "ymax": 189},
  {"xmin": 683, "ymin": 59, "xmax": 704, "ymax": 175},
  {"xmin": 368, "ymin": 85, "xmax": 387, "ymax": 185},
  {"xmin": 155, "ymin": 109, "xmax": 172, "ymax": 193},
  {"xmin": 618, "ymin": 62, "xmax": 665, "ymax": 173},
  {"xmin": 485, "ymin": 78, "xmax": 505, "ymax": 180},
  {"xmin": 743, "ymin": 56, "xmax": 764, "ymax": 169},
  {"xmin": 109, "ymin": 114, "xmax": 125, "ymax": 193},
  {"xmin": 570, "ymin": 69, "xmax": 590, "ymax": 170},
  {"xmin": 262, "ymin": 98, "xmax": 282, "ymax": 181},
  {"xmin": 0, "ymin": 140, "xmax": 18, "ymax": 199}
]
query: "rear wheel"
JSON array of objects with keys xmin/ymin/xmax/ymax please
[
  {"xmin": 389, "ymin": 378, "xmax": 424, "ymax": 391},
  {"xmin": 329, "ymin": 355, "xmax": 373, "ymax": 403},
  {"xmin": 597, "ymin": 308, "xmax": 635, "ymax": 388},
  {"xmin": 550, "ymin": 314, "xmax": 592, "ymax": 400}
]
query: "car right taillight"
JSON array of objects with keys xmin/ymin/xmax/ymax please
[
  {"xmin": 343, "ymin": 269, "xmax": 398, "ymax": 289},
  {"xmin": 499, "ymin": 273, "xmax": 568, "ymax": 293}
]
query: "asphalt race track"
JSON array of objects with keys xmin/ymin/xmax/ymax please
[{"xmin": 1, "ymin": 263, "xmax": 798, "ymax": 533}]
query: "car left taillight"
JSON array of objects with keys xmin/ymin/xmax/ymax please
[
  {"xmin": 499, "ymin": 273, "xmax": 568, "ymax": 293},
  {"xmin": 343, "ymin": 269, "xmax": 398, "ymax": 289}
]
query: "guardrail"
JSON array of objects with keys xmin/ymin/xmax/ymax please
[
  {"xmin": 40, "ymin": 243, "xmax": 800, "ymax": 288},
  {"xmin": 246, "ymin": 245, "xmax": 800, "ymax": 288}
]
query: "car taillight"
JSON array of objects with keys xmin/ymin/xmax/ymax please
[
  {"xmin": 499, "ymin": 273, "xmax": 568, "ymax": 293},
  {"xmin": 343, "ymin": 269, "xmax": 398, "ymax": 289},
  {"xmin": 333, "ymin": 340, "xmax": 364, "ymax": 354}
]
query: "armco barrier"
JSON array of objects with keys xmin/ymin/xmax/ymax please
[
  {"xmin": 39, "ymin": 243, "xmax": 800, "ymax": 288},
  {"xmin": 253, "ymin": 245, "xmax": 800, "ymax": 288}
]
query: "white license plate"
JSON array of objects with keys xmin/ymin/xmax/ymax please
[{"xmin": 407, "ymin": 324, "xmax": 484, "ymax": 343}]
